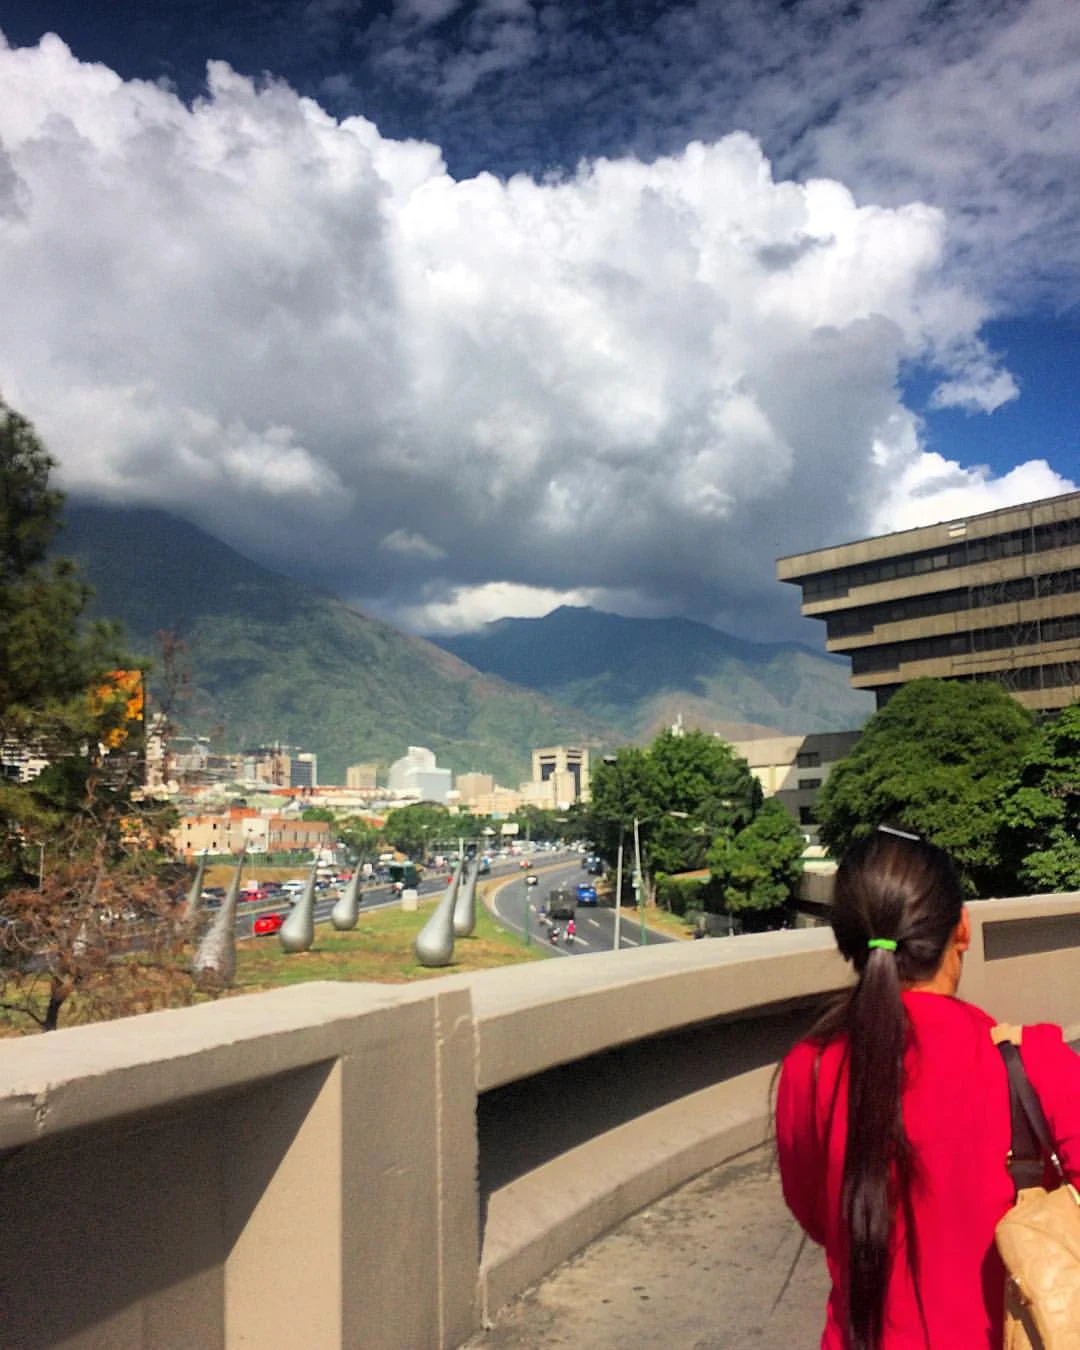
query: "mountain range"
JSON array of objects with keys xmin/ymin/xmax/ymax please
[
  {"xmin": 60, "ymin": 503, "xmax": 869, "ymax": 785},
  {"xmin": 434, "ymin": 607, "xmax": 871, "ymax": 740},
  {"xmin": 61, "ymin": 504, "xmax": 613, "ymax": 786}
]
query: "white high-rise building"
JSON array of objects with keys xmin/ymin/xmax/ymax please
[{"xmin": 387, "ymin": 746, "xmax": 452, "ymax": 804}]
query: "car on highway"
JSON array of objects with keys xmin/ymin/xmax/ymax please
[
  {"xmin": 525, "ymin": 873, "xmax": 539, "ymax": 887},
  {"xmin": 252, "ymin": 912, "xmax": 284, "ymax": 936},
  {"xmin": 576, "ymin": 882, "xmax": 598, "ymax": 906}
]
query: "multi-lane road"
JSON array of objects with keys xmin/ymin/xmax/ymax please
[
  {"xmin": 489, "ymin": 858, "xmax": 676, "ymax": 956},
  {"xmin": 232, "ymin": 852, "xmax": 676, "ymax": 955}
]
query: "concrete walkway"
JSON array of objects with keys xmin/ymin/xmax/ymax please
[{"xmin": 461, "ymin": 1145, "xmax": 829, "ymax": 1349}]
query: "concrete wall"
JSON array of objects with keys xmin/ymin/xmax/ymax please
[{"xmin": 2, "ymin": 894, "xmax": 1080, "ymax": 1348}]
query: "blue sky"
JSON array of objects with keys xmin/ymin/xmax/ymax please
[{"xmin": 0, "ymin": 0, "xmax": 1078, "ymax": 639}]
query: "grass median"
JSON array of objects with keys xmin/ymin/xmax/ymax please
[{"xmin": 233, "ymin": 883, "xmax": 546, "ymax": 990}]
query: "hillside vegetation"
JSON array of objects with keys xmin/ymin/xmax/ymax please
[
  {"xmin": 61, "ymin": 505, "xmax": 615, "ymax": 784},
  {"xmin": 436, "ymin": 606, "xmax": 871, "ymax": 739}
]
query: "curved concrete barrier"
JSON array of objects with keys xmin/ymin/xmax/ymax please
[{"xmin": 0, "ymin": 893, "xmax": 1078, "ymax": 1348}]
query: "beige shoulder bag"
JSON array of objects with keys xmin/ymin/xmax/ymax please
[{"xmin": 991, "ymin": 1024, "xmax": 1080, "ymax": 1350}]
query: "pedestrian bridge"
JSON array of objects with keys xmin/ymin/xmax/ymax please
[{"xmin": 2, "ymin": 892, "xmax": 1079, "ymax": 1349}]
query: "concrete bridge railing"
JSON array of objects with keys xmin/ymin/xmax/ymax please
[{"xmin": 2, "ymin": 892, "xmax": 1079, "ymax": 1349}]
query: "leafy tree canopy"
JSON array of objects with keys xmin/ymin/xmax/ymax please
[
  {"xmin": 816, "ymin": 678, "xmax": 1036, "ymax": 895},
  {"xmin": 713, "ymin": 798, "xmax": 805, "ymax": 914},
  {"xmin": 998, "ymin": 701, "xmax": 1080, "ymax": 894},
  {"xmin": 382, "ymin": 802, "xmax": 452, "ymax": 857},
  {"xmin": 0, "ymin": 398, "xmax": 138, "ymax": 888},
  {"xmin": 587, "ymin": 729, "xmax": 761, "ymax": 876},
  {"xmin": 336, "ymin": 815, "xmax": 383, "ymax": 859}
]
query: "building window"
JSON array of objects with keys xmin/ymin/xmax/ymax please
[
  {"xmin": 799, "ymin": 777, "xmax": 822, "ymax": 790},
  {"xmin": 796, "ymin": 751, "xmax": 821, "ymax": 768},
  {"xmin": 799, "ymin": 807, "xmax": 816, "ymax": 825}
]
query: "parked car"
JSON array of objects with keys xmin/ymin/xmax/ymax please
[
  {"xmin": 576, "ymin": 882, "xmax": 598, "ymax": 906},
  {"xmin": 253, "ymin": 912, "xmax": 284, "ymax": 937}
]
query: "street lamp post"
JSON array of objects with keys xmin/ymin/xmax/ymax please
[
  {"xmin": 613, "ymin": 828, "xmax": 623, "ymax": 952},
  {"xmin": 633, "ymin": 815, "xmax": 647, "ymax": 947},
  {"xmin": 633, "ymin": 810, "xmax": 689, "ymax": 948}
]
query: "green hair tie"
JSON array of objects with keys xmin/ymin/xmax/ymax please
[{"xmin": 868, "ymin": 938, "xmax": 898, "ymax": 952}]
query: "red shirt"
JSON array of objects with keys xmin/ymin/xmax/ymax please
[{"xmin": 776, "ymin": 991, "xmax": 1080, "ymax": 1348}]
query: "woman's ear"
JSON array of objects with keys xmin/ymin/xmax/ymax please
[{"xmin": 955, "ymin": 905, "xmax": 972, "ymax": 955}]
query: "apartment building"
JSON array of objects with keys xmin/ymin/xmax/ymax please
[
  {"xmin": 173, "ymin": 810, "xmax": 330, "ymax": 858},
  {"xmin": 777, "ymin": 489, "xmax": 1080, "ymax": 712}
]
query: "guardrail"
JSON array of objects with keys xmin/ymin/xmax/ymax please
[{"xmin": 1, "ymin": 892, "xmax": 1078, "ymax": 1348}]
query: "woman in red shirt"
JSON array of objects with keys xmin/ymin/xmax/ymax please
[{"xmin": 775, "ymin": 829, "xmax": 1080, "ymax": 1349}]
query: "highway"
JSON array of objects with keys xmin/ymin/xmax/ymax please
[
  {"xmin": 229, "ymin": 851, "xmax": 678, "ymax": 953},
  {"xmin": 489, "ymin": 858, "xmax": 676, "ymax": 956},
  {"xmin": 230, "ymin": 852, "xmax": 572, "ymax": 939}
]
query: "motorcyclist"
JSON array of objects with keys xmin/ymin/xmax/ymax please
[{"xmin": 566, "ymin": 917, "xmax": 576, "ymax": 943}]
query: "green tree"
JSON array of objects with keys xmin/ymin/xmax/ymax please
[
  {"xmin": 0, "ymin": 398, "xmax": 135, "ymax": 886},
  {"xmin": 587, "ymin": 730, "xmax": 760, "ymax": 881},
  {"xmin": 382, "ymin": 802, "xmax": 452, "ymax": 857},
  {"xmin": 714, "ymin": 798, "xmax": 805, "ymax": 917},
  {"xmin": 998, "ymin": 702, "xmax": 1080, "ymax": 893},
  {"xmin": 337, "ymin": 815, "xmax": 382, "ymax": 860},
  {"xmin": 301, "ymin": 806, "xmax": 336, "ymax": 824},
  {"xmin": 816, "ymin": 678, "xmax": 1036, "ymax": 895}
]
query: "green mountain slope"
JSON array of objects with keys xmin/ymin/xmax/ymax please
[
  {"xmin": 435, "ymin": 607, "xmax": 872, "ymax": 738},
  {"xmin": 60, "ymin": 505, "xmax": 616, "ymax": 785}
]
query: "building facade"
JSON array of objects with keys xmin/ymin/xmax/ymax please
[
  {"xmin": 387, "ymin": 746, "xmax": 452, "ymax": 804},
  {"xmin": 346, "ymin": 762, "xmax": 378, "ymax": 790},
  {"xmin": 728, "ymin": 730, "xmax": 861, "ymax": 835},
  {"xmin": 530, "ymin": 746, "xmax": 589, "ymax": 808},
  {"xmin": 173, "ymin": 809, "xmax": 331, "ymax": 859},
  {"xmin": 777, "ymin": 489, "xmax": 1080, "ymax": 712}
]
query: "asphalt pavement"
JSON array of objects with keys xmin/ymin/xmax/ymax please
[{"xmin": 489, "ymin": 860, "xmax": 676, "ymax": 956}]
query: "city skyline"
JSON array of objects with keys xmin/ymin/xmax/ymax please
[{"xmin": 1, "ymin": 0, "xmax": 1078, "ymax": 645}]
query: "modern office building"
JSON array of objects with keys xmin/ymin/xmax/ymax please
[
  {"xmin": 455, "ymin": 772, "xmax": 495, "ymax": 808},
  {"xmin": 777, "ymin": 490, "xmax": 1080, "ymax": 713},
  {"xmin": 346, "ymin": 762, "xmax": 378, "ymax": 790},
  {"xmin": 531, "ymin": 746, "xmax": 590, "ymax": 808},
  {"xmin": 728, "ymin": 730, "xmax": 861, "ymax": 834},
  {"xmin": 387, "ymin": 746, "xmax": 452, "ymax": 804}
]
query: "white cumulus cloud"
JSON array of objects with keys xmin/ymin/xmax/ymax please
[{"xmin": 0, "ymin": 34, "xmax": 1069, "ymax": 637}]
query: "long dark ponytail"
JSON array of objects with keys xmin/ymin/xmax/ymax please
[{"xmin": 810, "ymin": 831, "xmax": 964, "ymax": 1350}]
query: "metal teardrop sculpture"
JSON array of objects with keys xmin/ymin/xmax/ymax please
[
  {"xmin": 414, "ymin": 864, "xmax": 463, "ymax": 967},
  {"xmin": 279, "ymin": 863, "xmax": 317, "ymax": 953},
  {"xmin": 193, "ymin": 853, "xmax": 244, "ymax": 986},
  {"xmin": 330, "ymin": 868, "xmax": 362, "ymax": 931},
  {"xmin": 184, "ymin": 852, "xmax": 209, "ymax": 922},
  {"xmin": 452, "ymin": 859, "xmax": 477, "ymax": 938}
]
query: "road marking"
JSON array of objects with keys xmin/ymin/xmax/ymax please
[
  {"xmin": 586, "ymin": 918, "xmax": 601, "ymax": 928},
  {"xmin": 622, "ymin": 936, "xmax": 639, "ymax": 946}
]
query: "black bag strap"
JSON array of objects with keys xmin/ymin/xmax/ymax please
[{"xmin": 998, "ymin": 1040, "xmax": 1066, "ymax": 1192}]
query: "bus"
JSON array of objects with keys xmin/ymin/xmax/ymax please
[{"xmin": 386, "ymin": 861, "xmax": 422, "ymax": 891}]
